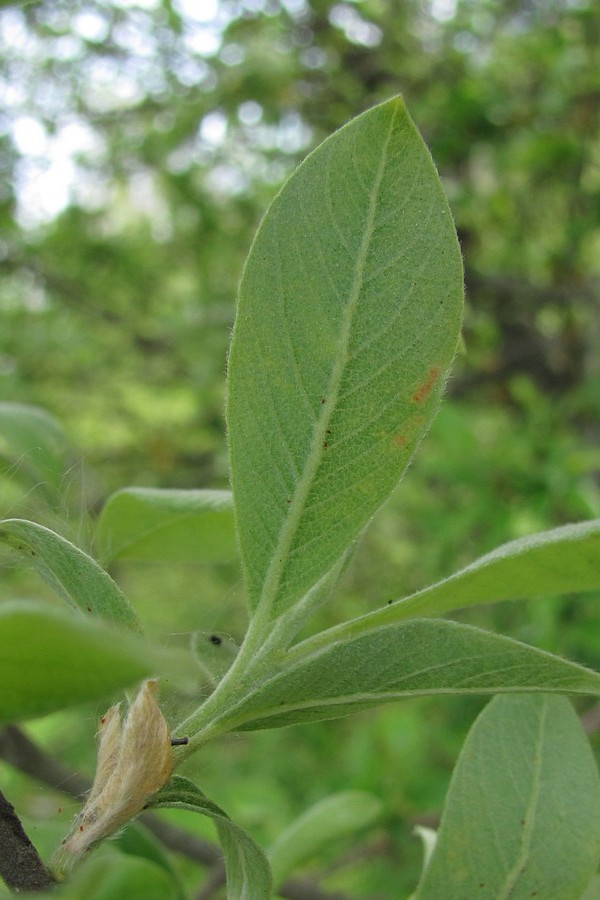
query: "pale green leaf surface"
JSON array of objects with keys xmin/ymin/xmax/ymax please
[
  {"xmin": 269, "ymin": 791, "xmax": 382, "ymax": 887},
  {"xmin": 227, "ymin": 96, "xmax": 463, "ymax": 619},
  {"xmin": 0, "ymin": 601, "xmax": 174, "ymax": 722},
  {"xmin": 417, "ymin": 694, "xmax": 600, "ymax": 899},
  {"xmin": 331, "ymin": 519, "xmax": 600, "ymax": 639},
  {"xmin": 0, "ymin": 518, "xmax": 141, "ymax": 632},
  {"xmin": 149, "ymin": 775, "xmax": 272, "ymax": 900},
  {"xmin": 0, "ymin": 402, "xmax": 68, "ymax": 495},
  {"xmin": 222, "ymin": 620, "xmax": 600, "ymax": 731},
  {"xmin": 96, "ymin": 488, "xmax": 236, "ymax": 564}
]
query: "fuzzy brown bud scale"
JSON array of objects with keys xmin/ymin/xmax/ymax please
[{"xmin": 53, "ymin": 680, "xmax": 173, "ymax": 876}]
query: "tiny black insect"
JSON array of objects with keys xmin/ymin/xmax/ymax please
[
  {"xmin": 171, "ymin": 736, "xmax": 189, "ymax": 746},
  {"xmin": 209, "ymin": 634, "xmax": 222, "ymax": 646}
]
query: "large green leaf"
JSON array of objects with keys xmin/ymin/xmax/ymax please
[
  {"xmin": 0, "ymin": 402, "xmax": 68, "ymax": 497},
  {"xmin": 149, "ymin": 775, "xmax": 272, "ymax": 900},
  {"xmin": 218, "ymin": 620, "xmax": 600, "ymax": 732},
  {"xmin": 417, "ymin": 694, "xmax": 600, "ymax": 899},
  {"xmin": 0, "ymin": 601, "xmax": 181, "ymax": 723},
  {"xmin": 0, "ymin": 518, "xmax": 142, "ymax": 632},
  {"xmin": 227, "ymin": 96, "xmax": 463, "ymax": 620},
  {"xmin": 96, "ymin": 488, "xmax": 236, "ymax": 564},
  {"xmin": 269, "ymin": 791, "xmax": 382, "ymax": 888}
]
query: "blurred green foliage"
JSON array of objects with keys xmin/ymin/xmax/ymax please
[{"xmin": 1, "ymin": 0, "xmax": 599, "ymax": 896}]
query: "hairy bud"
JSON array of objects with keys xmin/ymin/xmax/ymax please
[{"xmin": 53, "ymin": 680, "xmax": 173, "ymax": 875}]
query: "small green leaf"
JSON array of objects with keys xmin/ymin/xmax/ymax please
[
  {"xmin": 0, "ymin": 601, "xmax": 179, "ymax": 723},
  {"xmin": 228, "ymin": 96, "xmax": 463, "ymax": 620},
  {"xmin": 269, "ymin": 791, "xmax": 382, "ymax": 888},
  {"xmin": 417, "ymin": 695, "xmax": 600, "ymax": 899},
  {"xmin": 96, "ymin": 487, "xmax": 236, "ymax": 564},
  {"xmin": 0, "ymin": 402, "xmax": 68, "ymax": 497},
  {"xmin": 0, "ymin": 518, "xmax": 142, "ymax": 632},
  {"xmin": 149, "ymin": 775, "xmax": 272, "ymax": 900},
  {"xmin": 222, "ymin": 620, "xmax": 600, "ymax": 731},
  {"xmin": 348, "ymin": 519, "xmax": 600, "ymax": 633}
]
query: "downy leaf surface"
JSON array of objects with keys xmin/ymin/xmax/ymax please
[
  {"xmin": 149, "ymin": 775, "xmax": 271, "ymax": 900},
  {"xmin": 227, "ymin": 96, "xmax": 463, "ymax": 619},
  {"xmin": 417, "ymin": 694, "xmax": 600, "ymax": 899},
  {"xmin": 0, "ymin": 518, "xmax": 141, "ymax": 632},
  {"xmin": 329, "ymin": 519, "xmax": 600, "ymax": 637},
  {"xmin": 220, "ymin": 620, "xmax": 600, "ymax": 731}
]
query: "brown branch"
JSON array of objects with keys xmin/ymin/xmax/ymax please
[
  {"xmin": 0, "ymin": 788, "xmax": 55, "ymax": 892},
  {"xmin": 0, "ymin": 726, "xmax": 352, "ymax": 900}
]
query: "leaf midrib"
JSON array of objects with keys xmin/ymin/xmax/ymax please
[
  {"xmin": 498, "ymin": 699, "xmax": 547, "ymax": 899},
  {"xmin": 253, "ymin": 102, "xmax": 400, "ymax": 622}
]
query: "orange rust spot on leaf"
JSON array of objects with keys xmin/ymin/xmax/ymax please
[
  {"xmin": 393, "ymin": 433, "xmax": 408, "ymax": 447},
  {"xmin": 412, "ymin": 365, "xmax": 442, "ymax": 404}
]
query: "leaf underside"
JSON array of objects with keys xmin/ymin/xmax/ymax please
[
  {"xmin": 150, "ymin": 775, "xmax": 271, "ymax": 900},
  {"xmin": 0, "ymin": 518, "xmax": 142, "ymax": 632},
  {"xmin": 227, "ymin": 96, "xmax": 463, "ymax": 620},
  {"xmin": 417, "ymin": 694, "xmax": 600, "ymax": 899},
  {"xmin": 225, "ymin": 619, "xmax": 600, "ymax": 731}
]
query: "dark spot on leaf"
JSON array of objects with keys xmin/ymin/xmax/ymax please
[
  {"xmin": 323, "ymin": 441, "xmax": 329, "ymax": 448},
  {"xmin": 521, "ymin": 819, "xmax": 526, "ymax": 826},
  {"xmin": 209, "ymin": 634, "xmax": 222, "ymax": 646},
  {"xmin": 320, "ymin": 398, "xmax": 326, "ymax": 404},
  {"xmin": 286, "ymin": 498, "xmax": 292, "ymax": 504},
  {"xmin": 412, "ymin": 365, "xmax": 442, "ymax": 404},
  {"xmin": 58, "ymin": 807, "xmax": 62, "ymax": 813},
  {"xmin": 326, "ymin": 429, "xmax": 332, "ymax": 434},
  {"xmin": 87, "ymin": 606, "xmax": 92, "ymax": 612},
  {"xmin": 387, "ymin": 599, "xmax": 393, "ymax": 605},
  {"xmin": 30, "ymin": 549, "xmax": 36, "ymax": 556},
  {"xmin": 79, "ymin": 825, "xmax": 84, "ymax": 832}
]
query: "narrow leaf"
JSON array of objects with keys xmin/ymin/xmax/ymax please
[
  {"xmin": 269, "ymin": 791, "xmax": 382, "ymax": 888},
  {"xmin": 228, "ymin": 96, "xmax": 463, "ymax": 619},
  {"xmin": 0, "ymin": 601, "xmax": 178, "ymax": 723},
  {"xmin": 417, "ymin": 695, "xmax": 600, "ymax": 899},
  {"xmin": 96, "ymin": 488, "xmax": 236, "ymax": 565},
  {"xmin": 0, "ymin": 518, "xmax": 142, "ymax": 632},
  {"xmin": 221, "ymin": 620, "xmax": 600, "ymax": 731},
  {"xmin": 339, "ymin": 519, "xmax": 600, "ymax": 636},
  {"xmin": 149, "ymin": 775, "xmax": 272, "ymax": 900}
]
